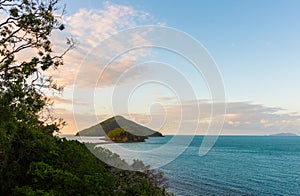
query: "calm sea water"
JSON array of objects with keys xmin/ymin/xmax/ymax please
[{"xmin": 101, "ymin": 136, "xmax": 300, "ymax": 196}]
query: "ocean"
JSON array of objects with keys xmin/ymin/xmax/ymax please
[{"xmin": 99, "ymin": 135, "xmax": 300, "ymax": 196}]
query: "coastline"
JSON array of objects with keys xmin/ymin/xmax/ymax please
[{"xmin": 57, "ymin": 135, "xmax": 149, "ymax": 145}]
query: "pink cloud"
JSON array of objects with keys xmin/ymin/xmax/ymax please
[{"xmin": 48, "ymin": 2, "xmax": 157, "ymax": 88}]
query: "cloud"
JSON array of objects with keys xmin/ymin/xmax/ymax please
[
  {"xmin": 155, "ymin": 96, "xmax": 177, "ymax": 102},
  {"xmin": 49, "ymin": 2, "xmax": 157, "ymax": 88},
  {"xmin": 63, "ymin": 2, "xmax": 151, "ymax": 48},
  {"xmin": 221, "ymin": 102, "xmax": 300, "ymax": 134},
  {"xmin": 118, "ymin": 100, "xmax": 300, "ymax": 135},
  {"xmin": 53, "ymin": 107, "xmax": 113, "ymax": 134},
  {"xmin": 50, "ymin": 96, "xmax": 73, "ymax": 105},
  {"xmin": 49, "ymin": 96, "xmax": 88, "ymax": 106},
  {"xmin": 56, "ymin": 99, "xmax": 300, "ymax": 135}
]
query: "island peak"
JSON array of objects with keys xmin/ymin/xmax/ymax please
[
  {"xmin": 76, "ymin": 115, "xmax": 163, "ymax": 142},
  {"xmin": 269, "ymin": 132, "xmax": 298, "ymax": 136}
]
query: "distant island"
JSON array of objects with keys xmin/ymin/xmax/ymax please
[
  {"xmin": 269, "ymin": 132, "xmax": 298, "ymax": 136},
  {"xmin": 76, "ymin": 115, "xmax": 163, "ymax": 142}
]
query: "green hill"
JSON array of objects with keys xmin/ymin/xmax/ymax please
[{"xmin": 76, "ymin": 116, "xmax": 163, "ymax": 138}]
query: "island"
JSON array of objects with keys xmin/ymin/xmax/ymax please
[
  {"xmin": 76, "ymin": 115, "xmax": 163, "ymax": 142},
  {"xmin": 269, "ymin": 132, "xmax": 298, "ymax": 136}
]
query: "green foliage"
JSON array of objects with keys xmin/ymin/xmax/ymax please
[
  {"xmin": 91, "ymin": 145, "xmax": 131, "ymax": 170},
  {"xmin": 106, "ymin": 127, "xmax": 147, "ymax": 142},
  {"xmin": 13, "ymin": 186, "xmax": 52, "ymax": 196},
  {"xmin": 1, "ymin": 133, "xmax": 170, "ymax": 195}
]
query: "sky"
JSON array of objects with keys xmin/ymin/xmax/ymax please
[{"xmin": 50, "ymin": 0, "xmax": 300, "ymax": 135}]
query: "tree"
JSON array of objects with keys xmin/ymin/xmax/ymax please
[
  {"xmin": 0, "ymin": 0, "xmax": 74, "ymax": 147},
  {"xmin": 0, "ymin": 0, "xmax": 74, "ymax": 132},
  {"xmin": 0, "ymin": 0, "xmax": 74, "ymax": 193}
]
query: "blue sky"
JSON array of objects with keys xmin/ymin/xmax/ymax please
[{"xmin": 53, "ymin": 0, "xmax": 300, "ymax": 135}]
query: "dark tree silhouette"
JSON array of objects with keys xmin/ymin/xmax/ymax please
[{"xmin": 0, "ymin": 0, "xmax": 75, "ymax": 135}]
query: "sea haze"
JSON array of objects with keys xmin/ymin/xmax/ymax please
[{"xmin": 102, "ymin": 135, "xmax": 300, "ymax": 195}]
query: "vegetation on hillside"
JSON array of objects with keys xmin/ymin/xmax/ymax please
[
  {"xmin": 0, "ymin": 0, "xmax": 170, "ymax": 195},
  {"xmin": 106, "ymin": 127, "xmax": 147, "ymax": 142},
  {"xmin": 1, "ymin": 135, "xmax": 169, "ymax": 195}
]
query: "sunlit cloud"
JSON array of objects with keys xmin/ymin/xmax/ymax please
[
  {"xmin": 48, "ymin": 1, "xmax": 157, "ymax": 88},
  {"xmin": 50, "ymin": 96, "xmax": 88, "ymax": 106},
  {"xmin": 124, "ymin": 100, "xmax": 300, "ymax": 135},
  {"xmin": 54, "ymin": 107, "xmax": 113, "ymax": 134}
]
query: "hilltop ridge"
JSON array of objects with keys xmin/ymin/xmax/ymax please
[
  {"xmin": 76, "ymin": 116, "xmax": 163, "ymax": 142},
  {"xmin": 269, "ymin": 132, "xmax": 298, "ymax": 136}
]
